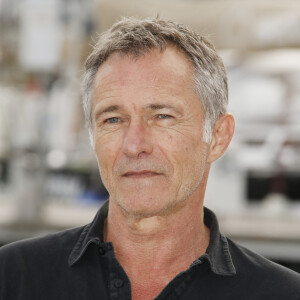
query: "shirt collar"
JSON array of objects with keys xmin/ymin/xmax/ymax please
[
  {"xmin": 68, "ymin": 201, "xmax": 236, "ymax": 276},
  {"xmin": 68, "ymin": 201, "xmax": 109, "ymax": 266},
  {"xmin": 201, "ymin": 207, "xmax": 236, "ymax": 276}
]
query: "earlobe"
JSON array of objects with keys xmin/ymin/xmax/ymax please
[{"xmin": 207, "ymin": 114, "xmax": 235, "ymax": 163}]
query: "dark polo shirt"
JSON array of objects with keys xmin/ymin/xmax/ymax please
[{"xmin": 1, "ymin": 201, "xmax": 300, "ymax": 299}]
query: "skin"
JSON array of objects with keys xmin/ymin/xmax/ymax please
[{"xmin": 91, "ymin": 46, "xmax": 235, "ymax": 300}]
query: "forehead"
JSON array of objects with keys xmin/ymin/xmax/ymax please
[{"xmin": 92, "ymin": 46, "xmax": 195, "ymax": 92}]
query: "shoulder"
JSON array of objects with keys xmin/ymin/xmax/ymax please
[
  {"xmin": 0, "ymin": 225, "xmax": 86, "ymax": 267},
  {"xmin": 226, "ymin": 237, "xmax": 300, "ymax": 296},
  {"xmin": 0, "ymin": 226, "xmax": 88, "ymax": 299}
]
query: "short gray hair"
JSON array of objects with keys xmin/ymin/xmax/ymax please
[{"xmin": 82, "ymin": 17, "xmax": 228, "ymax": 145}]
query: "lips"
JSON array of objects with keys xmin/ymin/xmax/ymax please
[{"xmin": 123, "ymin": 170, "xmax": 161, "ymax": 178}]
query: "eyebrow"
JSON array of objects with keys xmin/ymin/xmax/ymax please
[
  {"xmin": 93, "ymin": 102, "xmax": 183, "ymax": 121},
  {"xmin": 94, "ymin": 105, "xmax": 121, "ymax": 121},
  {"xmin": 146, "ymin": 103, "xmax": 183, "ymax": 114}
]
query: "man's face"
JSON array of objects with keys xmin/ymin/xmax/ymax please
[{"xmin": 91, "ymin": 46, "xmax": 211, "ymax": 217}]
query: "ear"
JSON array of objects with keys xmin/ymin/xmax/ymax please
[{"xmin": 207, "ymin": 114, "xmax": 235, "ymax": 163}]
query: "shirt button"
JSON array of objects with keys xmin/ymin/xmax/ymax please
[
  {"xmin": 98, "ymin": 247, "xmax": 105, "ymax": 255},
  {"xmin": 114, "ymin": 279, "xmax": 124, "ymax": 288}
]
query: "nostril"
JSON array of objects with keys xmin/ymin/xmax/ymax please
[{"xmin": 122, "ymin": 140, "xmax": 153, "ymax": 158}]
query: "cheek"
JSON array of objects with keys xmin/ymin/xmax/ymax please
[
  {"xmin": 163, "ymin": 130, "xmax": 202, "ymax": 156},
  {"xmin": 94, "ymin": 134, "xmax": 121, "ymax": 177},
  {"xmin": 167, "ymin": 133, "xmax": 208, "ymax": 175},
  {"xmin": 158, "ymin": 133, "xmax": 193, "ymax": 173}
]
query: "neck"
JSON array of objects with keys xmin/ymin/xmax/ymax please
[
  {"xmin": 105, "ymin": 181, "xmax": 210, "ymax": 300},
  {"xmin": 106, "ymin": 195, "xmax": 209, "ymax": 261}
]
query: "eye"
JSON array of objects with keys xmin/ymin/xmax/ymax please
[
  {"xmin": 157, "ymin": 114, "xmax": 173, "ymax": 119},
  {"xmin": 105, "ymin": 117, "xmax": 120, "ymax": 124}
]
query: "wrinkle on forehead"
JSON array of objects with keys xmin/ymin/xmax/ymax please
[{"xmin": 92, "ymin": 47, "xmax": 195, "ymax": 92}]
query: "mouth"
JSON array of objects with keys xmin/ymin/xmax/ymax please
[{"xmin": 123, "ymin": 170, "xmax": 162, "ymax": 178}]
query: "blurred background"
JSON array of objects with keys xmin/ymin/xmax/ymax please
[{"xmin": 0, "ymin": 0, "xmax": 300, "ymax": 272}]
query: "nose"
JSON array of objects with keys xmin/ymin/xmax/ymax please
[{"xmin": 121, "ymin": 118, "xmax": 153, "ymax": 158}]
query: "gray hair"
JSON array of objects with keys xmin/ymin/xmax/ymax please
[{"xmin": 82, "ymin": 17, "xmax": 228, "ymax": 145}]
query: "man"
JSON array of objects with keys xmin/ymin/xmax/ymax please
[{"xmin": 1, "ymin": 17, "xmax": 300, "ymax": 300}]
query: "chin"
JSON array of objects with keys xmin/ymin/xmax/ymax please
[{"xmin": 114, "ymin": 193, "xmax": 181, "ymax": 218}]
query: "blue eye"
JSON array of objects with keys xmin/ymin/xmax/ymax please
[
  {"xmin": 158, "ymin": 114, "xmax": 172, "ymax": 119},
  {"xmin": 106, "ymin": 117, "xmax": 120, "ymax": 124}
]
